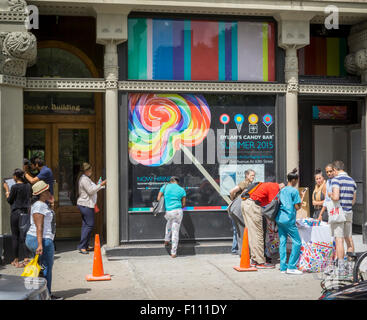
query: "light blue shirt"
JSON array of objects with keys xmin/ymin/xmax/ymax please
[
  {"xmin": 323, "ymin": 179, "xmax": 333, "ymax": 208},
  {"xmin": 276, "ymin": 186, "xmax": 301, "ymax": 224},
  {"xmin": 160, "ymin": 183, "xmax": 186, "ymax": 211}
]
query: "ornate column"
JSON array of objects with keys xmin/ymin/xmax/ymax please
[
  {"xmin": 0, "ymin": 0, "xmax": 36, "ymax": 235},
  {"xmin": 96, "ymin": 9, "xmax": 129, "ymax": 247},
  {"xmin": 345, "ymin": 21, "xmax": 367, "ymax": 84},
  {"xmin": 275, "ymin": 13, "xmax": 313, "ymax": 175}
]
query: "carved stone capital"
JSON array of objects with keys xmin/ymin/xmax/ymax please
[
  {"xmin": 8, "ymin": 0, "xmax": 27, "ymax": 12},
  {"xmin": 0, "ymin": 31, "xmax": 36, "ymax": 77},
  {"xmin": 346, "ymin": 20, "xmax": 367, "ymax": 83},
  {"xmin": 103, "ymin": 40, "xmax": 119, "ymax": 82},
  {"xmin": 345, "ymin": 49, "xmax": 367, "ymax": 83},
  {"xmin": 287, "ymin": 77, "xmax": 299, "ymax": 93},
  {"xmin": 283, "ymin": 46, "xmax": 299, "ymax": 84},
  {"xmin": 95, "ymin": 11, "xmax": 129, "ymax": 45},
  {"xmin": 106, "ymin": 80, "xmax": 118, "ymax": 89}
]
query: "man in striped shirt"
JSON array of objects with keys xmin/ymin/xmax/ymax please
[{"xmin": 329, "ymin": 160, "xmax": 357, "ymax": 274}]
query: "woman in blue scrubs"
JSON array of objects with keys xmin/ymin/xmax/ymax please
[{"xmin": 276, "ymin": 168, "xmax": 306, "ymax": 275}]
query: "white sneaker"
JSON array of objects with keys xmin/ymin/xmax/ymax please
[
  {"xmin": 286, "ymin": 269, "xmax": 303, "ymax": 275},
  {"xmin": 281, "ymin": 271, "xmax": 286, "ymax": 274}
]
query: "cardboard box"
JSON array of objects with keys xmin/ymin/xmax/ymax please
[{"xmin": 296, "ymin": 187, "xmax": 310, "ymax": 219}]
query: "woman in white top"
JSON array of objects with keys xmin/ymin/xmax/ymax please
[
  {"xmin": 25, "ymin": 180, "xmax": 58, "ymax": 298},
  {"xmin": 76, "ymin": 163, "xmax": 106, "ymax": 254}
]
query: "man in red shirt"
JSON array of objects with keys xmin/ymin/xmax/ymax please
[{"xmin": 241, "ymin": 182, "xmax": 285, "ymax": 268}]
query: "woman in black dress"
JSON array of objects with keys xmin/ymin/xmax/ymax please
[{"xmin": 6, "ymin": 169, "xmax": 32, "ymax": 267}]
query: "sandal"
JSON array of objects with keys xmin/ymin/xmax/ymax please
[
  {"xmin": 78, "ymin": 249, "xmax": 89, "ymax": 255},
  {"xmin": 11, "ymin": 260, "xmax": 19, "ymax": 267},
  {"xmin": 17, "ymin": 261, "xmax": 27, "ymax": 268}
]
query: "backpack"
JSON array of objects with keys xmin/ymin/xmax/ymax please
[{"xmin": 240, "ymin": 182, "xmax": 262, "ymax": 200}]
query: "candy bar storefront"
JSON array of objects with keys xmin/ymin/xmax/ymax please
[
  {"xmin": 2, "ymin": 1, "xmax": 367, "ymax": 250},
  {"xmin": 118, "ymin": 14, "xmax": 287, "ymax": 242}
]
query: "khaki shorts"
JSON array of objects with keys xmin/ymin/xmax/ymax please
[{"xmin": 330, "ymin": 211, "xmax": 353, "ymax": 238}]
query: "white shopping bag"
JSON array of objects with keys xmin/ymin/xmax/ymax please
[{"xmin": 326, "ymin": 200, "xmax": 346, "ymax": 223}]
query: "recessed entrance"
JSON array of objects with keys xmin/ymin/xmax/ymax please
[
  {"xmin": 24, "ymin": 122, "xmax": 96, "ymax": 238},
  {"xmin": 24, "ymin": 40, "xmax": 104, "ymax": 240}
]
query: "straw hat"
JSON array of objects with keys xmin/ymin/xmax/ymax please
[{"xmin": 32, "ymin": 180, "xmax": 49, "ymax": 195}]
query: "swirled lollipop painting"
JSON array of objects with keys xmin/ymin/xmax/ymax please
[{"xmin": 128, "ymin": 93, "xmax": 211, "ymax": 167}]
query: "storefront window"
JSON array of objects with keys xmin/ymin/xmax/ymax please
[
  {"xmin": 27, "ymin": 47, "xmax": 93, "ymax": 78},
  {"xmin": 128, "ymin": 93, "xmax": 276, "ymax": 212},
  {"xmin": 128, "ymin": 18, "xmax": 275, "ymax": 81},
  {"xmin": 298, "ymin": 36, "xmax": 348, "ymax": 77}
]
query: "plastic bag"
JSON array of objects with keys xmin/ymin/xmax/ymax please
[
  {"xmin": 21, "ymin": 254, "xmax": 41, "ymax": 278},
  {"xmin": 325, "ymin": 200, "xmax": 346, "ymax": 223}
]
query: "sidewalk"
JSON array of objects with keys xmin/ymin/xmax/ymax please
[{"xmin": 0, "ymin": 235, "xmax": 366, "ymax": 300}]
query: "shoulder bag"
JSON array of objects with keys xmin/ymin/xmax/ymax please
[
  {"xmin": 262, "ymin": 192, "xmax": 281, "ymax": 221},
  {"xmin": 241, "ymin": 182, "xmax": 262, "ymax": 200},
  {"xmin": 18, "ymin": 207, "xmax": 31, "ymax": 242},
  {"xmin": 152, "ymin": 184, "xmax": 167, "ymax": 216}
]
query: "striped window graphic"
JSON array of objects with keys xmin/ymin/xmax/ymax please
[
  {"xmin": 298, "ymin": 36, "xmax": 348, "ymax": 76},
  {"xmin": 128, "ymin": 18, "xmax": 275, "ymax": 81}
]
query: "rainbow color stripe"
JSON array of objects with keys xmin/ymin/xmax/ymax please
[
  {"xmin": 298, "ymin": 36, "xmax": 348, "ymax": 76},
  {"xmin": 129, "ymin": 206, "xmax": 228, "ymax": 212},
  {"xmin": 128, "ymin": 18, "xmax": 275, "ymax": 81},
  {"xmin": 128, "ymin": 93, "xmax": 211, "ymax": 166}
]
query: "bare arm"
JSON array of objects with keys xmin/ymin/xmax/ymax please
[
  {"xmin": 3, "ymin": 182, "xmax": 10, "ymax": 198},
  {"xmin": 33, "ymin": 213, "xmax": 44, "ymax": 255},
  {"xmin": 330, "ymin": 187, "xmax": 340, "ymax": 201},
  {"xmin": 318, "ymin": 206, "xmax": 326, "ymax": 221},
  {"xmin": 157, "ymin": 191, "xmax": 163, "ymax": 201},
  {"xmin": 295, "ymin": 191, "xmax": 306, "ymax": 211},
  {"xmin": 24, "ymin": 172, "xmax": 40, "ymax": 185},
  {"xmin": 352, "ymin": 191, "xmax": 357, "ymax": 206},
  {"xmin": 181, "ymin": 197, "xmax": 186, "ymax": 208},
  {"xmin": 313, "ymin": 199, "xmax": 324, "ymax": 206},
  {"xmin": 229, "ymin": 186, "xmax": 241, "ymax": 201}
]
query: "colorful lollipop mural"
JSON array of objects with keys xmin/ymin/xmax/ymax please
[
  {"xmin": 234, "ymin": 114, "xmax": 244, "ymax": 132},
  {"xmin": 128, "ymin": 93, "xmax": 211, "ymax": 166},
  {"xmin": 262, "ymin": 113, "xmax": 273, "ymax": 134},
  {"xmin": 219, "ymin": 113, "xmax": 230, "ymax": 133},
  {"xmin": 128, "ymin": 93, "xmax": 231, "ymax": 204},
  {"xmin": 248, "ymin": 113, "xmax": 259, "ymax": 134}
]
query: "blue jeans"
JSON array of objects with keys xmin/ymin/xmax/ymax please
[
  {"xmin": 231, "ymin": 219, "xmax": 238, "ymax": 253},
  {"xmin": 77, "ymin": 205, "xmax": 95, "ymax": 250},
  {"xmin": 277, "ymin": 222, "xmax": 301, "ymax": 271},
  {"xmin": 25, "ymin": 234, "xmax": 54, "ymax": 294}
]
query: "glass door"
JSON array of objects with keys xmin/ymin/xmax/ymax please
[
  {"xmin": 24, "ymin": 123, "xmax": 96, "ymax": 239},
  {"xmin": 53, "ymin": 123, "xmax": 95, "ymax": 238},
  {"xmin": 24, "ymin": 124, "xmax": 52, "ymax": 168}
]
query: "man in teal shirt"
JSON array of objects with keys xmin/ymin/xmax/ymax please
[{"xmin": 157, "ymin": 176, "xmax": 186, "ymax": 258}]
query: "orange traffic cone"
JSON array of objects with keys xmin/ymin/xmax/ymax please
[
  {"xmin": 86, "ymin": 234, "xmax": 111, "ymax": 281},
  {"xmin": 233, "ymin": 227, "xmax": 257, "ymax": 272}
]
